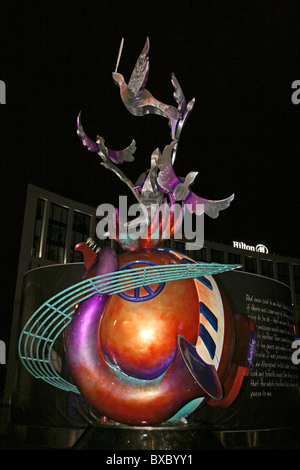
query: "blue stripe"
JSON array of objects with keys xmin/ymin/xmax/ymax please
[
  {"xmin": 199, "ymin": 324, "xmax": 216, "ymax": 359},
  {"xmin": 199, "ymin": 302, "xmax": 218, "ymax": 332},
  {"xmin": 196, "ymin": 276, "xmax": 213, "ymax": 290}
]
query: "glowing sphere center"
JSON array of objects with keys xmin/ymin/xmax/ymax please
[{"xmin": 100, "ymin": 249, "xmax": 200, "ymax": 379}]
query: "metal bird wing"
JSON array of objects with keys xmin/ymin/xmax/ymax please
[
  {"xmin": 127, "ymin": 37, "xmax": 150, "ymax": 98},
  {"xmin": 140, "ymin": 148, "xmax": 164, "ymax": 205},
  {"xmin": 96, "ymin": 135, "xmax": 136, "ymax": 164},
  {"xmin": 171, "ymin": 73, "xmax": 196, "ymax": 140},
  {"xmin": 173, "ymin": 171, "xmax": 198, "ymax": 201},
  {"xmin": 184, "ymin": 191, "xmax": 235, "ymax": 218},
  {"xmin": 157, "ymin": 141, "xmax": 234, "ymax": 217},
  {"xmin": 77, "ymin": 111, "xmax": 136, "ymax": 164},
  {"xmin": 77, "ymin": 111, "xmax": 99, "ymax": 153},
  {"xmin": 77, "ymin": 111, "xmax": 141, "ymax": 205},
  {"xmin": 183, "ymin": 171, "xmax": 198, "ymax": 187},
  {"xmin": 108, "ymin": 140, "xmax": 136, "ymax": 164},
  {"xmin": 171, "ymin": 73, "xmax": 187, "ymax": 118},
  {"xmin": 156, "ymin": 141, "xmax": 183, "ymax": 192},
  {"xmin": 99, "ymin": 156, "xmax": 148, "ymax": 226}
]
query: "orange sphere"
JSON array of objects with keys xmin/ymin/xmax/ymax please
[{"xmin": 100, "ymin": 249, "xmax": 200, "ymax": 379}]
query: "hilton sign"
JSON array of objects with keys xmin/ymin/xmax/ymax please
[{"xmin": 233, "ymin": 241, "xmax": 269, "ymax": 254}]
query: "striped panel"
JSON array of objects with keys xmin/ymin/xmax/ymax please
[
  {"xmin": 199, "ymin": 323, "xmax": 216, "ymax": 359},
  {"xmin": 199, "ymin": 302, "xmax": 218, "ymax": 332},
  {"xmin": 196, "ymin": 276, "xmax": 212, "ymax": 290}
]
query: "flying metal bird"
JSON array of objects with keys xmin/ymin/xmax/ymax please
[
  {"xmin": 77, "ymin": 111, "xmax": 136, "ymax": 164},
  {"xmin": 173, "ymin": 171, "xmax": 199, "ymax": 201},
  {"xmin": 156, "ymin": 142, "xmax": 235, "ymax": 218},
  {"xmin": 76, "ymin": 110, "xmax": 148, "ymax": 220},
  {"xmin": 112, "ymin": 37, "xmax": 195, "ymax": 140},
  {"xmin": 138, "ymin": 148, "xmax": 164, "ymax": 206}
]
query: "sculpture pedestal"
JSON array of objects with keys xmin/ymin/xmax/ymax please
[
  {"xmin": 71, "ymin": 423, "xmax": 300, "ymax": 451},
  {"xmin": 71, "ymin": 423, "xmax": 224, "ymax": 451}
]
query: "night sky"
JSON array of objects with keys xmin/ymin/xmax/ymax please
[{"xmin": 1, "ymin": 1, "xmax": 300, "ymax": 344}]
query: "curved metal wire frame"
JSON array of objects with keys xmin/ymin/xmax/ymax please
[{"xmin": 18, "ymin": 261, "xmax": 241, "ymax": 393}]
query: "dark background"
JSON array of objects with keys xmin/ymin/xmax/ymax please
[{"xmin": 0, "ymin": 1, "xmax": 300, "ymax": 349}]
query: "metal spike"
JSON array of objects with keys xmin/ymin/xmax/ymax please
[{"xmin": 115, "ymin": 37, "xmax": 124, "ymax": 73}]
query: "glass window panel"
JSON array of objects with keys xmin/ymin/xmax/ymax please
[
  {"xmin": 228, "ymin": 253, "xmax": 241, "ymax": 265},
  {"xmin": 70, "ymin": 211, "xmax": 91, "ymax": 262},
  {"xmin": 48, "ymin": 224, "xmax": 66, "ymax": 243},
  {"xmin": 261, "ymin": 259, "xmax": 273, "ymax": 278},
  {"xmin": 72, "ymin": 251, "xmax": 85, "ymax": 263},
  {"xmin": 36, "ymin": 198, "xmax": 44, "ymax": 219},
  {"xmin": 58, "ymin": 247, "xmax": 65, "ymax": 264},
  {"xmin": 210, "ymin": 249, "xmax": 224, "ymax": 264},
  {"xmin": 100, "ymin": 239, "xmax": 112, "ymax": 248},
  {"xmin": 34, "ymin": 219, "xmax": 42, "ymax": 237},
  {"xmin": 194, "ymin": 248, "xmax": 206, "ymax": 262},
  {"xmin": 245, "ymin": 257, "xmax": 257, "ymax": 273},
  {"xmin": 46, "ymin": 203, "xmax": 68, "ymax": 263},
  {"xmin": 31, "ymin": 198, "xmax": 45, "ymax": 257},
  {"xmin": 293, "ymin": 265, "xmax": 300, "ymax": 299},
  {"xmin": 277, "ymin": 262, "xmax": 289, "ymax": 286},
  {"xmin": 46, "ymin": 245, "xmax": 58, "ymax": 261}
]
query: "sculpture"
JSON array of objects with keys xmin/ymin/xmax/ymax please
[
  {"xmin": 77, "ymin": 36, "xmax": 235, "ymax": 251},
  {"xmin": 18, "ymin": 38, "xmax": 256, "ymax": 427},
  {"xmin": 112, "ymin": 37, "xmax": 193, "ymax": 141}
]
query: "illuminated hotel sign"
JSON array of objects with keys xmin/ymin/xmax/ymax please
[{"xmin": 233, "ymin": 241, "xmax": 269, "ymax": 254}]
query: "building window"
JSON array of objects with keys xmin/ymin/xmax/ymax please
[
  {"xmin": 277, "ymin": 262, "xmax": 290, "ymax": 286},
  {"xmin": 31, "ymin": 198, "xmax": 45, "ymax": 257},
  {"xmin": 194, "ymin": 248, "xmax": 206, "ymax": 262},
  {"xmin": 173, "ymin": 240, "xmax": 188, "ymax": 255},
  {"xmin": 261, "ymin": 259, "xmax": 273, "ymax": 278},
  {"xmin": 70, "ymin": 211, "xmax": 91, "ymax": 262},
  {"xmin": 100, "ymin": 238, "xmax": 113, "ymax": 248},
  {"xmin": 211, "ymin": 249, "xmax": 224, "ymax": 264},
  {"xmin": 228, "ymin": 252, "xmax": 241, "ymax": 265},
  {"xmin": 245, "ymin": 256, "xmax": 257, "ymax": 274},
  {"xmin": 46, "ymin": 203, "xmax": 68, "ymax": 263},
  {"xmin": 293, "ymin": 265, "xmax": 300, "ymax": 305}
]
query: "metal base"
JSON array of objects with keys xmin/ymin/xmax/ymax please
[
  {"xmin": 71, "ymin": 423, "xmax": 224, "ymax": 450},
  {"xmin": 216, "ymin": 426, "xmax": 300, "ymax": 450},
  {"xmin": 5, "ymin": 423, "xmax": 300, "ymax": 450},
  {"xmin": 71, "ymin": 423, "xmax": 300, "ymax": 450},
  {"xmin": 7, "ymin": 424, "xmax": 85, "ymax": 450}
]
